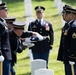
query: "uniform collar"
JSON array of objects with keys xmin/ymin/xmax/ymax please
[
  {"xmin": 38, "ymin": 18, "xmax": 43, "ymax": 22},
  {"xmin": 68, "ymin": 19, "xmax": 75, "ymax": 25}
]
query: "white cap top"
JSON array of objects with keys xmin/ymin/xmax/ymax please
[{"xmin": 13, "ymin": 21, "xmax": 26, "ymax": 26}]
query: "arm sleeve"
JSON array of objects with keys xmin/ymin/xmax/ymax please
[
  {"xmin": 68, "ymin": 27, "xmax": 76, "ymax": 53},
  {"xmin": 48, "ymin": 23, "xmax": 54, "ymax": 49}
]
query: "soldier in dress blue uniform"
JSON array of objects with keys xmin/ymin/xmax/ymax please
[
  {"xmin": 0, "ymin": 2, "xmax": 12, "ymax": 75},
  {"xmin": 9, "ymin": 21, "xmax": 26, "ymax": 75},
  {"xmin": 28, "ymin": 6, "xmax": 54, "ymax": 68},
  {"xmin": 8, "ymin": 19, "xmax": 36, "ymax": 75},
  {"xmin": 5, "ymin": 17, "xmax": 16, "ymax": 75},
  {"xmin": 57, "ymin": 5, "xmax": 76, "ymax": 75}
]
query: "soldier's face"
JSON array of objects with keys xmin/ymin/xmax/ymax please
[
  {"xmin": 62, "ymin": 12, "xmax": 71, "ymax": 22},
  {"xmin": 36, "ymin": 11, "xmax": 44, "ymax": 19},
  {"xmin": 14, "ymin": 29, "xmax": 24, "ymax": 37},
  {"xmin": 0, "ymin": 10, "xmax": 8, "ymax": 18}
]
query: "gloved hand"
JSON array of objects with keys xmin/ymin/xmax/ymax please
[
  {"xmin": 50, "ymin": 50, "xmax": 52, "ymax": 53},
  {"xmin": 0, "ymin": 55, "xmax": 4, "ymax": 62},
  {"xmin": 32, "ymin": 32, "xmax": 43, "ymax": 41},
  {"xmin": 35, "ymin": 32, "xmax": 43, "ymax": 41},
  {"xmin": 0, "ymin": 51, "xmax": 4, "ymax": 62},
  {"xmin": 69, "ymin": 61, "xmax": 75, "ymax": 65},
  {"xmin": 22, "ymin": 38, "xmax": 35, "ymax": 48},
  {"xmin": 25, "ymin": 37, "xmax": 31, "ymax": 43},
  {"xmin": 23, "ymin": 42, "xmax": 35, "ymax": 48}
]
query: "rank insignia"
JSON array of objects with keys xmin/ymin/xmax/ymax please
[
  {"xmin": 72, "ymin": 33, "xmax": 76, "ymax": 39},
  {"xmin": 32, "ymin": 25, "xmax": 36, "ymax": 28},
  {"xmin": 64, "ymin": 32, "xmax": 67, "ymax": 35},
  {"xmin": 45, "ymin": 23, "xmax": 49, "ymax": 31},
  {"xmin": 64, "ymin": 30, "xmax": 68, "ymax": 35},
  {"xmin": 62, "ymin": 30, "xmax": 64, "ymax": 33}
]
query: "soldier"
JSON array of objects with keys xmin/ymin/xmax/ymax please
[
  {"xmin": 7, "ymin": 19, "xmax": 37, "ymax": 75},
  {"xmin": 0, "ymin": 2, "xmax": 12, "ymax": 75},
  {"xmin": 57, "ymin": 5, "xmax": 76, "ymax": 75},
  {"xmin": 5, "ymin": 17, "xmax": 16, "ymax": 75},
  {"xmin": 9, "ymin": 21, "xmax": 26, "ymax": 75},
  {"xmin": 28, "ymin": 6, "xmax": 54, "ymax": 68}
]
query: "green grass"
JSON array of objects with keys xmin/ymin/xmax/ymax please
[{"xmin": 2, "ymin": 0, "xmax": 76, "ymax": 75}]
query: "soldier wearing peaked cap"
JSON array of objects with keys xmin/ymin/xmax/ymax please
[
  {"xmin": 57, "ymin": 5, "xmax": 76, "ymax": 75},
  {"xmin": 5, "ymin": 17, "xmax": 16, "ymax": 75},
  {"xmin": 28, "ymin": 6, "xmax": 54, "ymax": 68},
  {"xmin": 9, "ymin": 20, "xmax": 40, "ymax": 75},
  {"xmin": 0, "ymin": 2, "xmax": 12, "ymax": 75},
  {"xmin": 8, "ymin": 21, "xmax": 26, "ymax": 75}
]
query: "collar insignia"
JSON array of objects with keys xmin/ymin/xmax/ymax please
[
  {"xmin": 64, "ymin": 30, "xmax": 68, "ymax": 35},
  {"xmin": 32, "ymin": 25, "xmax": 36, "ymax": 28}
]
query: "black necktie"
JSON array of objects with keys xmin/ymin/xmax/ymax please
[{"xmin": 39, "ymin": 19, "xmax": 41, "ymax": 24}]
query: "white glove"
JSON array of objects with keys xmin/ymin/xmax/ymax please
[
  {"xmin": 69, "ymin": 61, "xmax": 75, "ymax": 65},
  {"xmin": 23, "ymin": 42, "xmax": 35, "ymax": 48},
  {"xmin": 27, "ymin": 42, "xmax": 35, "ymax": 48},
  {"xmin": 50, "ymin": 50, "xmax": 52, "ymax": 53},
  {"xmin": 0, "ymin": 55, "xmax": 4, "ymax": 62},
  {"xmin": 22, "ymin": 38, "xmax": 35, "ymax": 48},
  {"xmin": 22, "ymin": 33, "xmax": 44, "ymax": 48},
  {"xmin": 35, "ymin": 32, "xmax": 43, "ymax": 41},
  {"xmin": 25, "ymin": 38, "xmax": 31, "ymax": 43}
]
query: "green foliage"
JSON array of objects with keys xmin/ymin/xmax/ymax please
[
  {"xmin": 2, "ymin": 0, "xmax": 76, "ymax": 75},
  {"xmin": 62, "ymin": 0, "xmax": 76, "ymax": 6}
]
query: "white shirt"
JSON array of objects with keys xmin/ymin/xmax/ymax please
[{"xmin": 38, "ymin": 19, "xmax": 43, "ymax": 25}]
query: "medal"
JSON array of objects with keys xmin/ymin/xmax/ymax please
[
  {"xmin": 72, "ymin": 33, "xmax": 76, "ymax": 39},
  {"xmin": 45, "ymin": 23, "xmax": 49, "ymax": 31},
  {"xmin": 64, "ymin": 30, "xmax": 68, "ymax": 35}
]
